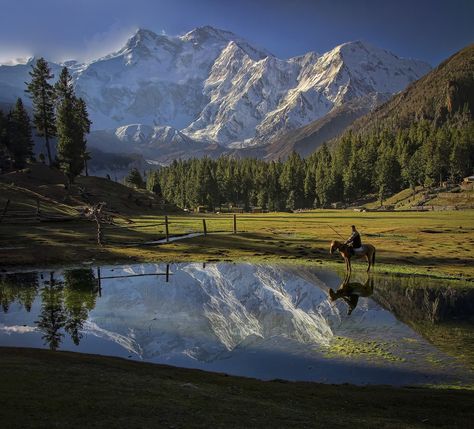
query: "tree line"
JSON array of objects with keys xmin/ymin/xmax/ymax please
[
  {"xmin": 143, "ymin": 110, "xmax": 473, "ymax": 210},
  {"xmin": 0, "ymin": 58, "xmax": 91, "ymax": 183}
]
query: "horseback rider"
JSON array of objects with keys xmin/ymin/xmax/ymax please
[{"xmin": 345, "ymin": 225, "xmax": 362, "ymax": 256}]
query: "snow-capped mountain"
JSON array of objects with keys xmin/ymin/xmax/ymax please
[{"xmin": 0, "ymin": 26, "xmax": 431, "ymax": 160}]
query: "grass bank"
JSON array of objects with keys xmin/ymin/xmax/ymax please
[{"xmin": 0, "ymin": 347, "xmax": 472, "ymax": 429}]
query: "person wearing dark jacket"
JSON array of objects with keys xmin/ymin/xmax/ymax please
[{"xmin": 345, "ymin": 225, "xmax": 362, "ymax": 255}]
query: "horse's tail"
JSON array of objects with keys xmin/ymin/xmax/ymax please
[{"xmin": 372, "ymin": 248, "xmax": 376, "ymax": 267}]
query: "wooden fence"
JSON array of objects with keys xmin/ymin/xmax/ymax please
[
  {"xmin": 108, "ymin": 213, "xmax": 239, "ymax": 244},
  {"xmin": 0, "ymin": 198, "xmax": 81, "ymax": 224},
  {"xmin": 0, "ymin": 197, "xmax": 240, "ymax": 246}
]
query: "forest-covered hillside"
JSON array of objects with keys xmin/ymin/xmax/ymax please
[{"xmin": 151, "ymin": 45, "xmax": 474, "ymax": 210}]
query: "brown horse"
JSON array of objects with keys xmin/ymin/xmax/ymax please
[{"xmin": 330, "ymin": 240, "xmax": 376, "ymax": 276}]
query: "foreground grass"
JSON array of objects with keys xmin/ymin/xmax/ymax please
[
  {"xmin": 1, "ymin": 210, "xmax": 473, "ymax": 281},
  {"xmin": 0, "ymin": 347, "xmax": 472, "ymax": 429}
]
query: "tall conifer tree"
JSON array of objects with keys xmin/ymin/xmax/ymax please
[
  {"xmin": 55, "ymin": 67, "xmax": 85, "ymax": 183},
  {"xmin": 0, "ymin": 110, "xmax": 11, "ymax": 172},
  {"xmin": 7, "ymin": 98, "xmax": 34, "ymax": 169},
  {"xmin": 26, "ymin": 58, "xmax": 56, "ymax": 166},
  {"xmin": 74, "ymin": 97, "xmax": 92, "ymax": 174}
]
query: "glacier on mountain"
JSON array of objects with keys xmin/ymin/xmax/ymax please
[{"xmin": 0, "ymin": 26, "xmax": 431, "ymax": 158}]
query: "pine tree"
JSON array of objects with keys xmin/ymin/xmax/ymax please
[
  {"xmin": 449, "ymin": 137, "xmax": 471, "ymax": 183},
  {"xmin": 55, "ymin": 67, "xmax": 84, "ymax": 183},
  {"xmin": 279, "ymin": 151, "xmax": 305, "ymax": 210},
  {"xmin": 303, "ymin": 163, "xmax": 316, "ymax": 207},
  {"xmin": 267, "ymin": 161, "xmax": 282, "ymax": 211},
  {"xmin": 147, "ymin": 170, "xmax": 162, "ymax": 197},
  {"xmin": 315, "ymin": 144, "xmax": 333, "ymax": 207},
  {"xmin": 26, "ymin": 58, "xmax": 56, "ymax": 166},
  {"xmin": 375, "ymin": 148, "xmax": 401, "ymax": 206},
  {"xmin": 74, "ymin": 98, "xmax": 92, "ymax": 174},
  {"xmin": 405, "ymin": 149, "xmax": 424, "ymax": 193},
  {"xmin": 126, "ymin": 167, "xmax": 145, "ymax": 189},
  {"xmin": 7, "ymin": 98, "xmax": 34, "ymax": 169},
  {"xmin": 0, "ymin": 110, "xmax": 11, "ymax": 172}
]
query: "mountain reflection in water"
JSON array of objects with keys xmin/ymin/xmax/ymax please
[{"xmin": 0, "ymin": 263, "xmax": 473, "ymax": 386}]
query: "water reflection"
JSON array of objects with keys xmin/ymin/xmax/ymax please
[
  {"xmin": 0, "ymin": 263, "xmax": 473, "ymax": 386},
  {"xmin": 0, "ymin": 272, "xmax": 39, "ymax": 312},
  {"xmin": 328, "ymin": 276, "xmax": 374, "ymax": 315},
  {"xmin": 1, "ymin": 269, "xmax": 99, "ymax": 350}
]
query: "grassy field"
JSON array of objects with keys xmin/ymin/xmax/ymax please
[
  {"xmin": 1, "ymin": 165, "xmax": 473, "ymax": 279},
  {"xmin": 1, "ymin": 208, "xmax": 473, "ymax": 280},
  {"xmin": 0, "ymin": 347, "xmax": 472, "ymax": 429}
]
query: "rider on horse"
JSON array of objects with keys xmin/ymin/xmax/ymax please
[{"xmin": 345, "ymin": 225, "xmax": 362, "ymax": 256}]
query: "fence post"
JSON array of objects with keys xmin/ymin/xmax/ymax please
[
  {"xmin": 166, "ymin": 264, "xmax": 170, "ymax": 282},
  {"xmin": 165, "ymin": 215, "xmax": 169, "ymax": 242},
  {"xmin": 0, "ymin": 199, "xmax": 10, "ymax": 224},
  {"xmin": 233, "ymin": 214, "xmax": 237, "ymax": 234},
  {"xmin": 202, "ymin": 218, "xmax": 207, "ymax": 236},
  {"xmin": 97, "ymin": 267, "xmax": 102, "ymax": 297}
]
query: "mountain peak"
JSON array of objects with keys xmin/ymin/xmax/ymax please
[
  {"xmin": 181, "ymin": 25, "xmax": 237, "ymax": 43},
  {"xmin": 126, "ymin": 28, "xmax": 161, "ymax": 48},
  {"xmin": 332, "ymin": 40, "xmax": 383, "ymax": 57}
]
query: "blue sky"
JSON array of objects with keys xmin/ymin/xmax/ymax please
[{"xmin": 1, "ymin": 0, "xmax": 473, "ymax": 65}]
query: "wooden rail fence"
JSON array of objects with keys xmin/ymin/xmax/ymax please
[
  {"xmin": 0, "ymin": 197, "xmax": 240, "ymax": 246},
  {"xmin": 0, "ymin": 198, "xmax": 80, "ymax": 224}
]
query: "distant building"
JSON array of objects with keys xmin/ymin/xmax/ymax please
[{"xmin": 461, "ymin": 175, "xmax": 474, "ymax": 190}]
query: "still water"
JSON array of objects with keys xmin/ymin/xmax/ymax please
[{"xmin": 1, "ymin": 263, "xmax": 473, "ymax": 386}]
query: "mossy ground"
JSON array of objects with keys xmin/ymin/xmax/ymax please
[
  {"xmin": 0, "ymin": 347, "xmax": 473, "ymax": 429},
  {"xmin": 324, "ymin": 336, "xmax": 405, "ymax": 362}
]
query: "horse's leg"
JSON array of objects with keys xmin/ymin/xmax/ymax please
[{"xmin": 344, "ymin": 257, "xmax": 349, "ymax": 280}]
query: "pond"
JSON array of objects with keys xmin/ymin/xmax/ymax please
[{"xmin": 1, "ymin": 263, "xmax": 473, "ymax": 387}]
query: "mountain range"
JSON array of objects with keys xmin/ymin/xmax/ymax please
[{"xmin": 0, "ymin": 26, "xmax": 431, "ymax": 166}]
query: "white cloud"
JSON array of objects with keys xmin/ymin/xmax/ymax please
[
  {"xmin": 76, "ymin": 20, "xmax": 137, "ymax": 63},
  {"xmin": 0, "ymin": 324, "xmax": 38, "ymax": 334},
  {"xmin": 0, "ymin": 48, "xmax": 33, "ymax": 66}
]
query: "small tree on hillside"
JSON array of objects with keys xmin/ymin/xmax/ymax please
[
  {"xmin": 7, "ymin": 98, "xmax": 34, "ymax": 169},
  {"xmin": 126, "ymin": 167, "xmax": 145, "ymax": 189},
  {"xmin": 147, "ymin": 170, "xmax": 162, "ymax": 197},
  {"xmin": 26, "ymin": 58, "xmax": 56, "ymax": 166}
]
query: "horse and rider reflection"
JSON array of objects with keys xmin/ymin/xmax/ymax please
[{"xmin": 328, "ymin": 275, "xmax": 375, "ymax": 315}]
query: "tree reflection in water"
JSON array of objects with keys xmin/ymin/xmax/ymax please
[
  {"xmin": 0, "ymin": 272, "xmax": 39, "ymax": 313},
  {"xmin": 35, "ymin": 272, "xmax": 67, "ymax": 350},
  {"xmin": 36, "ymin": 269, "xmax": 98, "ymax": 349},
  {"xmin": 0, "ymin": 268, "xmax": 99, "ymax": 350},
  {"xmin": 63, "ymin": 269, "xmax": 99, "ymax": 345}
]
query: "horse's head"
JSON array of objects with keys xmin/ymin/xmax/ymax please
[
  {"xmin": 329, "ymin": 240, "xmax": 340, "ymax": 255},
  {"xmin": 328, "ymin": 286, "xmax": 359, "ymax": 315}
]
